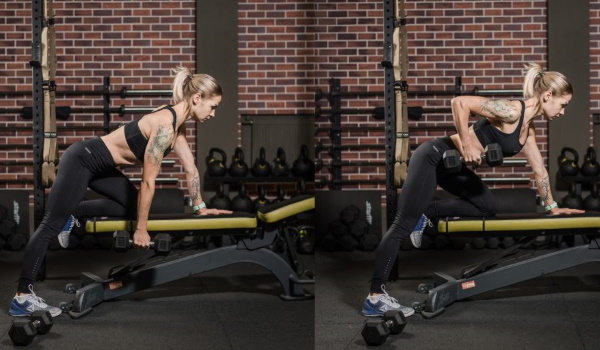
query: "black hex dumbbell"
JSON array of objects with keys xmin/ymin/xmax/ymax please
[
  {"xmin": 9, "ymin": 310, "xmax": 54, "ymax": 346},
  {"xmin": 113, "ymin": 231, "xmax": 171, "ymax": 254},
  {"xmin": 361, "ymin": 310, "xmax": 407, "ymax": 346},
  {"xmin": 443, "ymin": 143, "xmax": 503, "ymax": 173}
]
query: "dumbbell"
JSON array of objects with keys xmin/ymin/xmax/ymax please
[
  {"xmin": 9, "ymin": 310, "xmax": 54, "ymax": 346},
  {"xmin": 443, "ymin": 143, "xmax": 503, "ymax": 173},
  {"xmin": 113, "ymin": 231, "xmax": 171, "ymax": 254},
  {"xmin": 361, "ymin": 310, "xmax": 407, "ymax": 346}
]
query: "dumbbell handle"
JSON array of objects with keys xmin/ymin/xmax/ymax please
[
  {"xmin": 459, "ymin": 147, "xmax": 498, "ymax": 162},
  {"xmin": 458, "ymin": 152, "xmax": 489, "ymax": 163},
  {"xmin": 125, "ymin": 238, "xmax": 156, "ymax": 248}
]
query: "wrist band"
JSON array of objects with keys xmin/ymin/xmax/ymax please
[
  {"xmin": 544, "ymin": 201, "xmax": 558, "ymax": 212},
  {"xmin": 192, "ymin": 202, "xmax": 206, "ymax": 212}
]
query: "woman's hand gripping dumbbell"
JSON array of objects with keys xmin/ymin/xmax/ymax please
[
  {"xmin": 113, "ymin": 231, "xmax": 171, "ymax": 254},
  {"xmin": 443, "ymin": 143, "xmax": 503, "ymax": 173}
]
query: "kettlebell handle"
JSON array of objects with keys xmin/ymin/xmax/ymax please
[
  {"xmin": 276, "ymin": 147, "xmax": 286, "ymax": 163},
  {"xmin": 259, "ymin": 147, "xmax": 266, "ymax": 163},
  {"xmin": 233, "ymin": 147, "xmax": 245, "ymax": 162},
  {"xmin": 209, "ymin": 148, "xmax": 227, "ymax": 164},
  {"xmin": 586, "ymin": 146, "xmax": 597, "ymax": 162},
  {"xmin": 300, "ymin": 144, "xmax": 309, "ymax": 158},
  {"xmin": 560, "ymin": 147, "xmax": 579, "ymax": 164}
]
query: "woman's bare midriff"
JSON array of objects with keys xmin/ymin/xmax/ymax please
[{"xmin": 100, "ymin": 128, "xmax": 141, "ymax": 167}]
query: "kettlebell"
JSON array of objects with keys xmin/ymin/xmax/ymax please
[
  {"xmin": 205, "ymin": 148, "xmax": 227, "ymax": 177},
  {"xmin": 557, "ymin": 147, "xmax": 579, "ymax": 177},
  {"xmin": 209, "ymin": 184, "xmax": 232, "ymax": 210},
  {"xmin": 272, "ymin": 147, "xmax": 289, "ymax": 177},
  {"xmin": 275, "ymin": 185, "xmax": 286, "ymax": 202},
  {"xmin": 231, "ymin": 183, "xmax": 254, "ymax": 212},
  {"xmin": 251, "ymin": 147, "xmax": 271, "ymax": 177},
  {"xmin": 561, "ymin": 183, "xmax": 583, "ymax": 209},
  {"xmin": 583, "ymin": 184, "xmax": 600, "ymax": 211},
  {"xmin": 292, "ymin": 144, "xmax": 315, "ymax": 180},
  {"xmin": 253, "ymin": 186, "xmax": 271, "ymax": 212},
  {"xmin": 580, "ymin": 147, "xmax": 600, "ymax": 177},
  {"xmin": 229, "ymin": 147, "xmax": 249, "ymax": 177}
]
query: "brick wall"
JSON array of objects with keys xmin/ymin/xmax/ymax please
[
  {"xmin": 238, "ymin": 0, "xmax": 315, "ymax": 115},
  {"xmin": 2, "ymin": 0, "xmax": 600, "ymax": 200},
  {"xmin": 314, "ymin": 0, "xmax": 596, "ymax": 193},
  {"xmin": 0, "ymin": 0, "xmax": 196, "ymax": 190}
]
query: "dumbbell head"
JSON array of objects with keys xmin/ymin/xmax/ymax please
[
  {"xmin": 361, "ymin": 310, "xmax": 407, "ymax": 346},
  {"xmin": 362, "ymin": 319, "xmax": 391, "ymax": 346},
  {"xmin": 443, "ymin": 149, "xmax": 462, "ymax": 173},
  {"xmin": 114, "ymin": 230, "xmax": 133, "ymax": 250},
  {"xmin": 9, "ymin": 310, "xmax": 53, "ymax": 346},
  {"xmin": 152, "ymin": 233, "xmax": 171, "ymax": 254},
  {"xmin": 483, "ymin": 143, "xmax": 503, "ymax": 166},
  {"xmin": 383, "ymin": 310, "xmax": 407, "ymax": 334}
]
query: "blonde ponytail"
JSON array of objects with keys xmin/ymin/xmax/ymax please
[
  {"xmin": 522, "ymin": 62, "xmax": 572, "ymax": 99},
  {"xmin": 171, "ymin": 66, "xmax": 222, "ymax": 106}
]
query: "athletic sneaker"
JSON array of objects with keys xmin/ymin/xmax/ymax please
[
  {"xmin": 9, "ymin": 285, "xmax": 62, "ymax": 317},
  {"xmin": 361, "ymin": 285, "xmax": 415, "ymax": 318},
  {"xmin": 409, "ymin": 214, "xmax": 431, "ymax": 249},
  {"xmin": 58, "ymin": 215, "xmax": 80, "ymax": 249}
]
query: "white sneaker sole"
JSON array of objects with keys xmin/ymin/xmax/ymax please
[
  {"xmin": 410, "ymin": 232, "xmax": 421, "ymax": 248},
  {"xmin": 58, "ymin": 233, "xmax": 69, "ymax": 249}
]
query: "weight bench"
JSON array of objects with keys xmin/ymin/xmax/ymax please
[
  {"xmin": 413, "ymin": 211, "xmax": 600, "ymax": 319},
  {"xmin": 62, "ymin": 195, "xmax": 315, "ymax": 319}
]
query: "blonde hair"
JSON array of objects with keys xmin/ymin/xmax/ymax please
[
  {"xmin": 172, "ymin": 66, "xmax": 222, "ymax": 109},
  {"xmin": 522, "ymin": 62, "xmax": 573, "ymax": 99}
]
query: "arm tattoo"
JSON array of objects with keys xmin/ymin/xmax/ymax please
[
  {"xmin": 190, "ymin": 174, "xmax": 201, "ymax": 203},
  {"xmin": 479, "ymin": 99, "xmax": 518, "ymax": 122},
  {"xmin": 539, "ymin": 176, "xmax": 551, "ymax": 202},
  {"xmin": 147, "ymin": 124, "xmax": 173, "ymax": 166}
]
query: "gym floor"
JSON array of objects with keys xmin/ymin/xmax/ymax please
[
  {"xmin": 0, "ymin": 247, "xmax": 315, "ymax": 350},
  {"xmin": 315, "ymin": 247, "xmax": 600, "ymax": 350},
  {"xmin": 2, "ymin": 243, "xmax": 599, "ymax": 349}
]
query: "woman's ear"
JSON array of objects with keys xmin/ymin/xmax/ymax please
[{"xmin": 543, "ymin": 90, "xmax": 552, "ymax": 102}]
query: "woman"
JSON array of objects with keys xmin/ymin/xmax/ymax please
[
  {"xmin": 362, "ymin": 63, "xmax": 585, "ymax": 318},
  {"xmin": 10, "ymin": 67, "xmax": 230, "ymax": 317}
]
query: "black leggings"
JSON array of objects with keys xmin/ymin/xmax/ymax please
[
  {"xmin": 370, "ymin": 137, "xmax": 498, "ymax": 293},
  {"xmin": 17, "ymin": 138, "xmax": 138, "ymax": 293}
]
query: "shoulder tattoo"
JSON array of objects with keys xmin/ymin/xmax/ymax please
[
  {"xmin": 479, "ymin": 99, "xmax": 518, "ymax": 122},
  {"xmin": 147, "ymin": 124, "xmax": 174, "ymax": 166}
]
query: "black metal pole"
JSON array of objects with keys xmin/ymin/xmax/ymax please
[
  {"xmin": 30, "ymin": 0, "xmax": 44, "ymax": 233},
  {"xmin": 382, "ymin": 0, "xmax": 396, "ymax": 232},
  {"xmin": 103, "ymin": 76, "xmax": 111, "ymax": 134},
  {"xmin": 329, "ymin": 78, "xmax": 343, "ymax": 190}
]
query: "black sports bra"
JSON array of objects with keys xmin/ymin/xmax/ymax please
[
  {"xmin": 124, "ymin": 105, "xmax": 177, "ymax": 162},
  {"xmin": 473, "ymin": 100, "xmax": 526, "ymax": 157}
]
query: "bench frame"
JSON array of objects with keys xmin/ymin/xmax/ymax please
[
  {"xmin": 413, "ymin": 213, "xmax": 600, "ymax": 318},
  {"xmin": 63, "ymin": 196, "xmax": 315, "ymax": 319}
]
